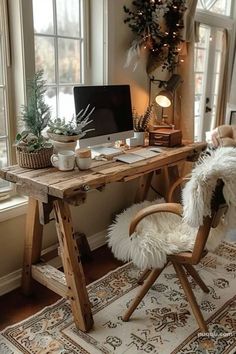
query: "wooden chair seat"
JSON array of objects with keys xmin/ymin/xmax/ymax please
[{"xmin": 122, "ymin": 179, "xmax": 227, "ymax": 333}]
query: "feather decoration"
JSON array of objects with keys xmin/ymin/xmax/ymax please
[{"xmin": 124, "ymin": 39, "xmax": 141, "ymax": 71}]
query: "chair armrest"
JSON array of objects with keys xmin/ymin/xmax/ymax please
[
  {"xmin": 129, "ymin": 203, "xmax": 183, "ymax": 236},
  {"xmin": 167, "ymin": 174, "xmax": 191, "ymax": 203}
]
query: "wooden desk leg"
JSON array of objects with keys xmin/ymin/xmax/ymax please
[
  {"xmin": 53, "ymin": 199, "xmax": 94, "ymax": 332},
  {"xmin": 22, "ymin": 198, "xmax": 43, "ymax": 295},
  {"xmin": 164, "ymin": 165, "xmax": 181, "ymax": 202},
  {"xmin": 135, "ymin": 172, "xmax": 154, "ymax": 203}
]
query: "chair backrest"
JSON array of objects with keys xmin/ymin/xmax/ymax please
[
  {"xmin": 211, "ymin": 124, "xmax": 236, "ymax": 147},
  {"xmin": 191, "ymin": 179, "xmax": 227, "ymax": 264}
]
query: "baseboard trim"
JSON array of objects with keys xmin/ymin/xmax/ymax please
[
  {"xmin": 0, "ymin": 230, "xmax": 107, "ymax": 296},
  {"xmin": 88, "ymin": 230, "xmax": 107, "ymax": 251},
  {"xmin": 0, "ymin": 269, "xmax": 22, "ymax": 296}
]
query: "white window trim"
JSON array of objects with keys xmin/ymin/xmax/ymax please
[{"xmin": 0, "ymin": 195, "xmax": 28, "ymax": 222}]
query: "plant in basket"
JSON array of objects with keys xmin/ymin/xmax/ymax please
[{"xmin": 15, "ymin": 70, "xmax": 53, "ymax": 169}]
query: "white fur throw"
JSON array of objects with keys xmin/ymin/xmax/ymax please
[
  {"xmin": 182, "ymin": 147, "xmax": 236, "ymax": 228},
  {"xmin": 107, "ymin": 147, "xmax": 236, "ymax": 270}
]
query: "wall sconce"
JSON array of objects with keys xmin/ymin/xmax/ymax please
[{"xmin": 150, "ymin": 74, "xmax": 182, "ymax": 127}]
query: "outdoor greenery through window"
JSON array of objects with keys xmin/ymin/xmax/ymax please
[{"xmin": 33, "ymin": 0, "xmax": 85, "ymax": 121}]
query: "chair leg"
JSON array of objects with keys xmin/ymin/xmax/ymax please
[
  {"xmin": 183, "ymin": 264, "xmax": 209, "ymax": 293},
  {"xmin": 122, "ymin": 266, "xmax": 166, "ymax": 322},
  {"xmin": 137, "ymin": 269, "xmax": 151, "ymax": 285},
  {"xmin": 172, "ymin": 262, "xmax": 208, "ymax": 333}
]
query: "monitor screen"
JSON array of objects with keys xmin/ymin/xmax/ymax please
[{"xmin": 73, "ymin": 85, "xmax": 134, "ymax": 148}]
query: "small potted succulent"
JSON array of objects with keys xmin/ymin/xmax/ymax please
[
  {"xmin": 133, "ymin": 105, "xmax": 153, "ymax": 145},
  {"xmin": 47, "ymin": 105, "xmax": 95, "ymax": 152},
  {"xmin": 15, "ymin": 70, "xmax": 53, "ymax": 169}
]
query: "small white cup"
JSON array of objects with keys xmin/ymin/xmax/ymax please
[
  {"xmin": 51, "ymin": 150, "xmax": 75, "ymax": 171},
  {"xmin": 76, "ymin": 157, "xmax": 92, "ymax": 170},
  {"xmin": 75, "ymin": 148, "xmax": 92, "ymax": 170}
]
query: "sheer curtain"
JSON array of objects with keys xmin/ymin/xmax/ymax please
[
  {"xmin": 178, "ymin": 0, "xmax": 198, "ymax": 141},
  {"xmin": 215, "ymin": 29, "xmax": 229, "ymax": 127}
]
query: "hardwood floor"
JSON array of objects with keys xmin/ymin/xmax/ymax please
[{"xmin": 0, "ymin": 245, "xmax": 123, "ymax": 331}]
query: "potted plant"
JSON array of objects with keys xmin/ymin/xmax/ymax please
[
  {"xmin": 133, "ymin": 105, "xmax": 153, "ymax": 145},
  {"xmin": 15, "ymin": 70, "xmax": 53, "ymax": 169},
  {"xmin": 47, "ymin": 105, "xmax": 95, "ymax": 152}
]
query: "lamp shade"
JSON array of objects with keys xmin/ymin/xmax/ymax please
[{"xmin": 155, "ymin": 90, "xmax": 172, "ymax": 108}]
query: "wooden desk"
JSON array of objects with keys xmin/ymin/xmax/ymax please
[{"xmin": 0, "ymin": 142, "xmax": 206, "ymax": 332}]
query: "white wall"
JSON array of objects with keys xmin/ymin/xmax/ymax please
[{"xmin": 107, "ymin": 0, "xmax": 149, "ymax": 114}]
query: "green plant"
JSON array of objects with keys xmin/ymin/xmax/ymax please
[
  {"xmin": 15, "ymin": 70, "xmax": 52, "ymax": 152},
  {"xmin": 48, "ymin": 104, "xmax": 95, "ymax": 137},
  {"xmin": 133, "ymin": 105, "xmax": 153, "ymax": 132}
]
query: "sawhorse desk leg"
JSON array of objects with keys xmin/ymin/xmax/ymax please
[
  {"xmin": 22, "ymin": 198, "xmax": 43, "ymax": 295},
  {"xmin": 53, "ymin": 199, "xmax": 94, "ymax": 332},
  {"xmin": 135, "ymin": 172, "xmax": 154, "ymax": 202}
]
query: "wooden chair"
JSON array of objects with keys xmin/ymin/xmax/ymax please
[{"xmin": 122, "ymin": 179, "xmax": 227, "ymax": 333}]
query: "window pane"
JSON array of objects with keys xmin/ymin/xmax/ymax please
[
  {"xmin": 0, "ymin": 139, "xmax": 9, "ymax": 191},
  {"xmin": 195, "ymin": 49, "xmax": 207, "ymax": 72},
  {"xmin": 33, "ymin": 0, "xmax": 54, "ymax": 34},
  {"xmin": 195, "ymin": 95, "xmax": 201, "ymax": 116},
  {"xmin": 198, "ymin": 26, "xmax": 209, "ymax": 48},
  {"xmin": 56, "ymin": 0, "xmax": 80, "ymax": 37},
  {"xmin": 35, "ymin": 35, "xmax": 55, "ymax": 83},
  {"xmin": 197, "ymin": 0, "xmax": 232, "ymax": 16},
  {"xmin": 0, "ymin": 139, "xmax": 8, "ymax": 168},
  {"xmin": 0, "ymin": 88, "xmax": 6, "ymax": 136},
  {"xmin": 58, "ymin": 87, "xmax": 75, "ymax": 119},
  {"xmin": 195, "ymin": 74, "xmax": 204, "ymax": 94},
  {"xmin": 45, "ymin": 86, "xmax": 57, "ymax": 119},
  {"xmin": 58, "ymin": 38, "xmax": 81, "ymax": 83}
]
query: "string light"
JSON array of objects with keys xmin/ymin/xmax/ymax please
[{"xmin": 123, "ymin": 0, "xmax": 187, "ymax": 72}]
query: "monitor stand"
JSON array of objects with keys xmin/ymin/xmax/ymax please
[
  {"xmin": 91, "ymin": 143, "xmax": 123, "ymax": 158},
  {"xmin": 90, "ymin": 144, "xmax": 123, "ymax": 158}
]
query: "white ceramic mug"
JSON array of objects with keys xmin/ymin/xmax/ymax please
[{"xmin": 51, "ymin": 150, "xmax": 75, "ymax": 171}]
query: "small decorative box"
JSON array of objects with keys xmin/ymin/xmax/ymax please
[{"xmin": 149, "ymin": 128, "xmax": 182, "ymax": 147}]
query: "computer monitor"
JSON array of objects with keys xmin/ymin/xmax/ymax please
[{"xmin": 73, "ymin": 85, "xmax": 134, "ymax": 148}]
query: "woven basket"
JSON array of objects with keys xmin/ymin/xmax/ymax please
[{"xmin": 16, "ymin": 146, "xmax": 53, "ymax": 169}]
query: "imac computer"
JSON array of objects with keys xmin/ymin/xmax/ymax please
[{"xmin": 73, "ymin": 85, "xmax": 134, "ymax": 154}]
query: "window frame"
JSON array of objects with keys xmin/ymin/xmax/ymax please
[{"xmin": 0, "ymin": 0, "xmax": 16, "ymax": 199}]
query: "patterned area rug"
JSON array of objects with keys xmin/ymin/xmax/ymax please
[{"xmin": 0, "ymin": 241, "xmax": 236, "ymax": 354}]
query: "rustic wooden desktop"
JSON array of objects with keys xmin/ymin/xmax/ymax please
[{"xmin": 0, "ymin": 142, "xmax": 206, "ymax": 332}]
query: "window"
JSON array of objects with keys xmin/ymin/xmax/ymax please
[
  {"xmin": 197, "ymin": 0, "xmax": 232, "ymax": 16},
  {"xmin": 32, "ymin": 0, "xmax": 85, "ymax": 120},
  {"xmin": 0, "ymin": 0, "xmax": 11, "ymax": 196},
  {"xmin": 194, "ymin": 0, "xmax": 233, "ymax": 141},
  {"xmin": 194, "ymin": 25, "xmax": 224, "ymax": 140}
]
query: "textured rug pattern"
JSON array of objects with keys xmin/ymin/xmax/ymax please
[{"xmin": 0, "ymin": 241, "xmax": 235, "ymax": 354}]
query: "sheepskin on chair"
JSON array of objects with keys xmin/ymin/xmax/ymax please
[{"xmin": 107, "ymin": 147, "xmax": 236, "ymax": 270}]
